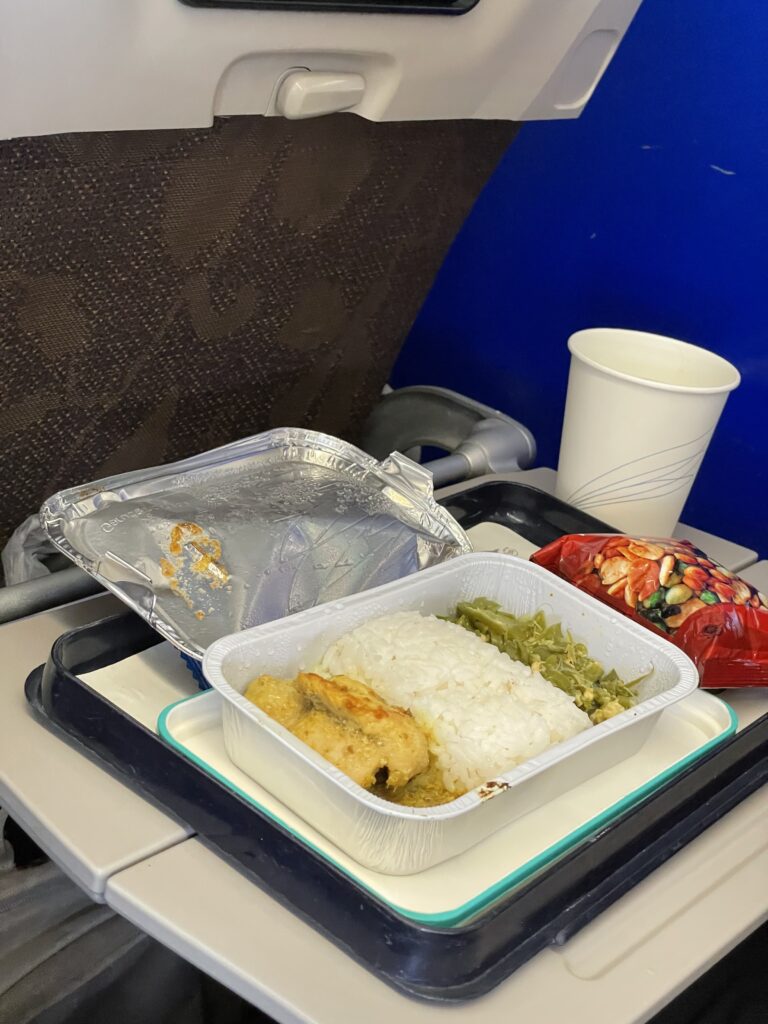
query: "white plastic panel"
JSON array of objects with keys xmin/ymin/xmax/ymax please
[
  {"xmin": 0, "ymin": 595, "xmax": 192, "ymax": 899},
  {"xmin": 105, "ymin": 786, "xmax": 768, "ymax": 1024},
  {"xmin": 0, "ymin": 0, "xmax": 644, "ymax": 139}
]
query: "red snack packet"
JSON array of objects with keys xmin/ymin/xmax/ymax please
[{"xmin": 532, "ymin": 535, "xmax": 768, "ymax": 687}]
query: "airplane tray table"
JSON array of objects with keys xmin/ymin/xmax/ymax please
[
  {"xmin": 441, "ymin": 479, "xmax": 617, "ymax": 546},
  {"xmin": 24, "ymin": 610, "xmax": 768, "ymax": 1003},
  {"xmin": 20, "ymin": 482, "xmax": 768, "ymax": 1002}
]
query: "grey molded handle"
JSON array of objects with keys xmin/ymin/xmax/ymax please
[{"xmin": 0, "ymin": 567, "xmax": 103, "ymax": 625}]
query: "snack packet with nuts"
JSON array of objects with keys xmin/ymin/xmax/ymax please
[{"xmin": 532, "ymin": 535, "xmax": 768, "ymax": 687}]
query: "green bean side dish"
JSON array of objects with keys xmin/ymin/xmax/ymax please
[{"xmin": 448, "ymin": 598, "xmax": 643, "ymax": 724}]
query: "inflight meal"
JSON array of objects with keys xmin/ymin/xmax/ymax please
[{"xmin": 243, "ymin": 599, "xmax": 639, "ymax": 807}]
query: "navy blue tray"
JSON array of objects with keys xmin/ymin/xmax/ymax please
[
  {"xmin": 441, "ymin": 480, "xmax": 616, "ymax": 546},
  {"xmin": 25, "ymin": 611, "xmax": 768, "ymax": 1003}
]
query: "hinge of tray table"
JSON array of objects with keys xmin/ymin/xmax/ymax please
[{"xmin": 360, "ymin": 385, "xmax": 537, "ymax": 487}]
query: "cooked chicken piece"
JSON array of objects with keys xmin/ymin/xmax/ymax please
[
  {"xmin": 244, "ymin": 674, "xmax": 305, "ymax": 731},
  {"xmin": 243, "ymin": 672, "xmax": 430, "ymax": 790}
]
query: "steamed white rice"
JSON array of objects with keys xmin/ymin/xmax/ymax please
[{"xmin": 318, "ymin": 611, "xmax": 591, "ymax": 793}]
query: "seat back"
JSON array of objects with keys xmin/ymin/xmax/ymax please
[{"xmin": 0, "ymin": 114, "xmax": 516, "ymax": 553}]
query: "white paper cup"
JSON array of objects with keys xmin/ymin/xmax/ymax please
[{"xmin": 555, "ymin": 329, "xmax": 740, "ymax": 536}]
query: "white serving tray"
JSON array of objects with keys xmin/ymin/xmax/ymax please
[
  {"xmin": 203, "ymin": 554, "xmax": 699, "ymax": 874},
  {"xmin": 158, "ymin": 688, "xmax": 735, "ymax": 927}
]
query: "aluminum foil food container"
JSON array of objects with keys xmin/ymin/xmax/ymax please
[
  {"xmin": 203, "ymin": 554, "xmax": 699, "ymax": 874},
  {"xmin": 40, "ymin": 429, "xmax": 471, "ymax": 659}
]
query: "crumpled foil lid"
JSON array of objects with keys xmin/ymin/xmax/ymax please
[{"xmin": 41, "ymin": 429, "xmax": 471, "ymax": 658}]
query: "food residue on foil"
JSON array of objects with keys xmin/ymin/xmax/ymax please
[
  {"xmin": 161, "ymin": 522, "xmax": 230, "ymax": 619},
  {"xmin": 477, "ymin": 780, "xmax": 512, "ymax": 800},
  {"xmin": 169, "ymin": 522, "xmax": 230, "ymax": 587}
]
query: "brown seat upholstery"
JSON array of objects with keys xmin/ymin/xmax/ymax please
[{"xmin": 0, "ymin": 114, "xmax": 516, "ymax": 555}]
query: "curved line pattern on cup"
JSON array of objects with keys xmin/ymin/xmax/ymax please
[
  {"xmin": 566, "ymin": 440, "xmax": 709, "ymax": 511},
  {"xmin": 565, "ymin": 430, "xmax": 713, "ymax": 505},
  {"xmin": 570, "ymin": 450, "xmax": 706, "ymax": 507},
  {"xmin": 574, "ymin": 475, "xmax": 699, "ymax": 511}
]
